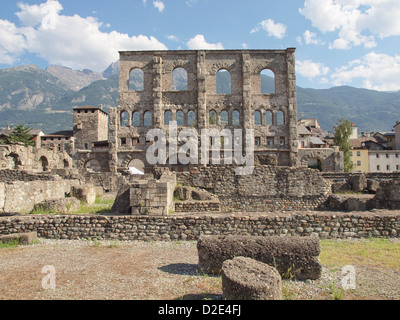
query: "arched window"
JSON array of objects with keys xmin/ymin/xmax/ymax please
[
  {"xmin": 176, "ymin": 110, "xmax": 185, "ymax": 126},
  {"xmin": 277, "ymin": 110, "xmax": 285, "ymax": 125},
  {"xmin": 253, "ymin": 111, "xmax": 261, "ymax": 126},
  {"xmin": 220, "ymin": 110, "xmax": 228, "ymax": 125},
  {"xmin": 128, "ymin": 159, "xmax": 145, "ymax": 174},
  {"xmin": 216, "ymin": 69, "xmax": 231, "ymax": 94},
  {"xmin": 120, "ymin": 111, "xmax": 129, "ymax": 127},
  {"xmin": 265, "ymin": 110, "xmax": 273, "ymax": 125},
  {"xmin": 187, "ymin": 110, "xmax": 196, "ymax": 127},
  {"xmin": 260, "ymin": 69, "xmax": 275, "ymax": 94},
  {"xmin": 144, "ymin": 111, "xmax": 152, "ymax": 127},
  {"xmin": 39, "ymin": 156, "xmax": 49, "ymax": 171},
  {"xmin": 132, "ymin": 112, "xmax": 140, "ymax": 127},
  {"xmin": 232, "ymin": 110, "xmax": 240, "ymax": 125},
  {"xmin": 209, "ymin": 110, "xmax": 217, "ymax": 125},
  {"xmin": 164, "ymin": 111, "xmax": 172, "ymax": 125},
  {"xmin": 129, "ymin": 68, "xmax": 144, "ymax": 91},
  {"xmin": 172, "ymin": 67, "xmax": 188, "ymax": 91}
]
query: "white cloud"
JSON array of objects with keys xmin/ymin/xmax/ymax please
[
  {"xmin": 296, "ymin": 60, "xmax": 330, "ymax": 79},
  {"xmin": 0, "ymin": 20, "xmax": 27, "ymax": 64},
  {"xmin": 186, "ymin": 34, "xmax": 224, "ymax": 50},
  {"xmin": 153, "ymin": 1, "xmax": 165, "ymax": 13},
  {"xmin": 331, "ymin": 52, "xmax": 400, "ymax": 91},
  {"xmin": 0, "ymin": 0, "xmax": 167, "ymax": 71},
  {"xmin": 166, "ymin": 35, "xmax": 178, "ymax": 41},
  {"xmin": 251, "ymin": 19, "xmax": 287, "ymax": 39},
  {"xmin": 299, "ymin": 0, "xmax": 400, "ymax": 49},
  {"xmin": 186, "ymin": 0, "xmax": 197, "ymax": 6},
  {"xmin": 296, "ymin": 30, "xmax": 324, "ymax": 45}
]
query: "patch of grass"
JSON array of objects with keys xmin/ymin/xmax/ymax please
[
  {"xmin": 320, "ymin": 238, "xmax": 400, "ymax": 269},
  {"xmin": 0, "ymin": 239, "xmax": 20, "ymax": 248},
  {"xmin": 72, "ymin": 196, "xmax": 114, "ymax": 215}
]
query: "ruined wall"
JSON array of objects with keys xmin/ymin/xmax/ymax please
[
  {"xmin": 110, "ymin": 49, "xmax": 299, "ymax": 172},
  {"xmin": 299, "ymin": 148, "xmax": 344, "ymax": 172},
  {"xmin": 1, "ymin": 212, "xmax": 399, "ymax": 240},
  {"xmin": 0, "ymin": 175, "xmax": 80, "ymax": 213},
  {"xmin": 176, "ymin": 165, "xmax": 331, "ymax": 212}
]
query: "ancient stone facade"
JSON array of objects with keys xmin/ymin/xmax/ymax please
[{"xmin": 108, "ymin": 49, "xmax": 299, "ymax": 173}]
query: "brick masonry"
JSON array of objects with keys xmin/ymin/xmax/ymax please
[{"xmin": 1, "ymin": 211, "xmax": 399, "ymax": 241}]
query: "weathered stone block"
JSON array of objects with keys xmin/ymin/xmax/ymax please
[
  {"xmin": 32, "ymin": 197, "xmax": 80, "ymax": 214},
  {"xmin": 222, "ymin": 256, "xmax": 282, "ymax": 300},
  {"xmin": 71, "ymin": 184, "xmax": 96, "ymax": 205},
  {"xmin": 197, "ymin": 235, "xmax": 322, "ymax": 280},
  {"xmin": 0, "ymin": 231, "xmax": 37, "ymax": 245}
]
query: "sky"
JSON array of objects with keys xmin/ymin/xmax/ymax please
[{"xmin": 1, "ymin": 0, "xmax": 400, "ymax": 91}]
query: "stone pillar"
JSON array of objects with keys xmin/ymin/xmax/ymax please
[
  {"xmin": 242, "ymin": 53, "xmax": 252, "ymax": 130},
  {"xmin": 197, "ymin": 51, "xmax": 207, "ymax": 129},
  {"xmin": 153, "ymin": 56, "xmax": 162, "ymax": 128},
  {"xmin": 286, "ymin": 48, "xmax": 299, "ymax": 167},
  {"xmin": 108, "ymin": 107, "xmax": 118, "ymax": 173}
]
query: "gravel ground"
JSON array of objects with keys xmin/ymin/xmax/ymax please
[{"xmin": 0, "ymin": 239, "xmax": 399, "ymax": 300}]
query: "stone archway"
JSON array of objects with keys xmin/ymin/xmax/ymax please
[
  {"xmin": 39, "ymin": 156, "xmax": 49, "ymax": 171},
  {"xmin": 85, "ymin": 159, "xmax": 101, "ymax": 172},
  {"xmin": 128, "ymin": 159, "xmax": 145, "ymax": 175}
]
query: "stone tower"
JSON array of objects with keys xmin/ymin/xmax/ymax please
[{"xmin": 73, "ymin": 106, "xmax": 109, "ymax": 150}]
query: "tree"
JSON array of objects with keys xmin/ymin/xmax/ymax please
[
  {"xmin": 3, "ymin": 125, "xmax": 35, "ymax": 146},
  {"xmin": 334, "ymin": 118, "xmax": 353, "ymax": 172}
]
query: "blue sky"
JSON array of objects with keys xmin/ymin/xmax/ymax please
[{"xmin": 1, "ymin": 0, "xmax": 400, "ymax": 91}]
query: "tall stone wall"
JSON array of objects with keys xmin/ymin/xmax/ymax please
[
  {"xmin": 176, "ymin": 165, "xmax": 331, "ymax": 212},
  {"xmin": 1, "ymin": 212, "xmax": 399, "ymax": 240}
]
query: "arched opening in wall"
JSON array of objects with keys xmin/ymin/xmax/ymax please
[
  {"xmin": 39, "ymin": 156, "xmax": 49, "ymax": 172},
  {"xmin": 8, "ymin": 153, "xmax": 21, "ymax": 169},
  {"xmin": 187, "ymin": 110, "xmax": 196, "ymax": 127},
  {"xmin": 220, "ymin": 110, "xmax": 228, "ymax": 125},
  {"xmin": 85, "ymin": 159, "xmax": 101, "ymax": 172},
  {"xmin": 216, "ymin": 69, "xmax": 231, "ymax": 94},
  {"xmin": 172, "ymin": 67, "xmax": 188, "ymax": 91},
  {"xmin": 253, "ymin": 111, "xmax": 261, "ymax": 126},
  {"xmin": 176, "ymin": 110, "xmax": 185, "ymax": 126},
  {"xmin": 132, "ymin": 111, "xmax": 140, "ymax": 127},
  {"xmin": 164, "ymin": 111, "xmax": 172, "ymax": 125},
  {"xmin": 128, "ymin": 159, "xmax": 145, "ymax": 175},
  {"xmin": 209, "ymin": 110, "xmax": 217, "ymax": 125},
  {"xmin": 260, "ymin": 69, "xmax": 275, "ymax": 94},
  {"xmin": 232, "ymin": 110, "xmax": 240, "ymax": 125},
  {"xmin": 120, "ymin": 111, "xmax": 129, "ymax": 127},
  {"xmin": 144, "ymin": 111, "xmax": 152, "ymax": 127},
  {"xmin": 307, "ymin": 158, "xmax": 322, "ymax": 171},
  {"xmin": 129, "ymin": 68, "xmax": 144, "ymax": 91},
  {"xmin": 277, "ymin": 110, "xmax": 285, "ymax": 125},
  {"xmin": 63, "ymin": 159, "xmax": 69, "ymax": 168},
  {"xmin": 265, "ymin": 110, "xmax": 273, "ymax": 125}
]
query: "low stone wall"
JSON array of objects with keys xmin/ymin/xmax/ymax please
[
  {"xmin": 1, "ymin": 211, "xmax": 399, "ymax": 240},
  {"xmin": 174, "ymin": 201, "xmax": 220, "ymax": 213}
]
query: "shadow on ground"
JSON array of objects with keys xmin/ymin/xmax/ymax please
[{"xmin": 158, "ymin": 263, "xmax": 199, "ymax": 276}]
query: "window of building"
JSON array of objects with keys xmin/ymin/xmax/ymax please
[
  {"xmin": 209, "ymin": 110, "xmax": 217, "ymax": 125},
  {"xmin": 376, "ymin": 154, "xmax": 379, "ymax": 158},
  {"xmin": 144, "ymin": 111, "xmax": 152, "ymax": 127},
  {"xmin": 232, "ymin": 110, "xmax": 240, "ymax": 125},
  {"xmin": 267, "ymin": 137, "xmax": 274, "ymax": 146},
  {"xmin": 253, "ymin": 111, "xmax": 261, "ymax": 126},
  {"xmin": 172, "ymin": 67, "xmax": 187, "ymax": 91},
  {"xmin": 386, "ymin": 153, "xmax": 389, "ymax": 158},
  {"xmin": 188, "ymin": 110, "xmax": 196, "ymax": 127},
  {"xmin": 120, "ymin": 137, "xmax": 127, "ymax": 146},
  {"xmin": 396, "ymin": 153, "xmax": 399, "ymax": 158},
  {"xmin": 216, "ymin": 69, "xmax": 231, "ymax": 94},
  {"xmin": 265, "ymin": 110, "xmax": 273, "ymax": 125},
  {"xmin": 387, "ymin": 165, "xmax": 391, "ymax": 170},
  {"xmin": 176, "ymin": 110, "xmax": 184, "ymax": 126},
  {"xmin": 220, "ymin": 110, "xmax": 229, "ymax": 125},
  {"xmin": 357, "ymin": 151, "xmax": 361, "ymax": 157},
  {"xmin": 129, "ymin": 68, "xmax": 144, "ymax": 91},
  {"xmin": 260, "ymin": 69, "xmax": 275, "ymax": 94},
  {"xmin": 120, "ymin": 111, "xmax": 129, "ymax": 127},
  {"xmin": 280, "ymin": 137, "xmax": 285, "ymax": 145},
  {"xmin": 277, "ymin": 110, "xmax": 285, "ymax": 125},
  {"xmin": 132, "ymin": 138, "xmax": 140, "ymax": 146},
  {"xmin": 357, "ymin": 160, "xmax": 361, "ymax": 166},
  {"xmin": 350, "ymin": 152, "xmax": 353, "ymax": 157},
  {"xmin": 377, "ymin": 165, "xmax": 380, "ymax": 171},
  {"xmin": 164, "ymin": 111, "xmax": 172, "ymax": 125},
  {"xmin": 255, "ymin": 137, "xmax": 261, "ymax": 146},
  {"xmin": 396, "ymin": 165, "xmax": 400, "ymax": 171}
]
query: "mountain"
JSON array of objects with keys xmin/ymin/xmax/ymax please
[
  {"xmin": 0, "ymin": 63, "xmax": 399, "ymax": 134},
  {"xmin": 46, "ymin": 65, "xmax": 104, "ymax": 91}
]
